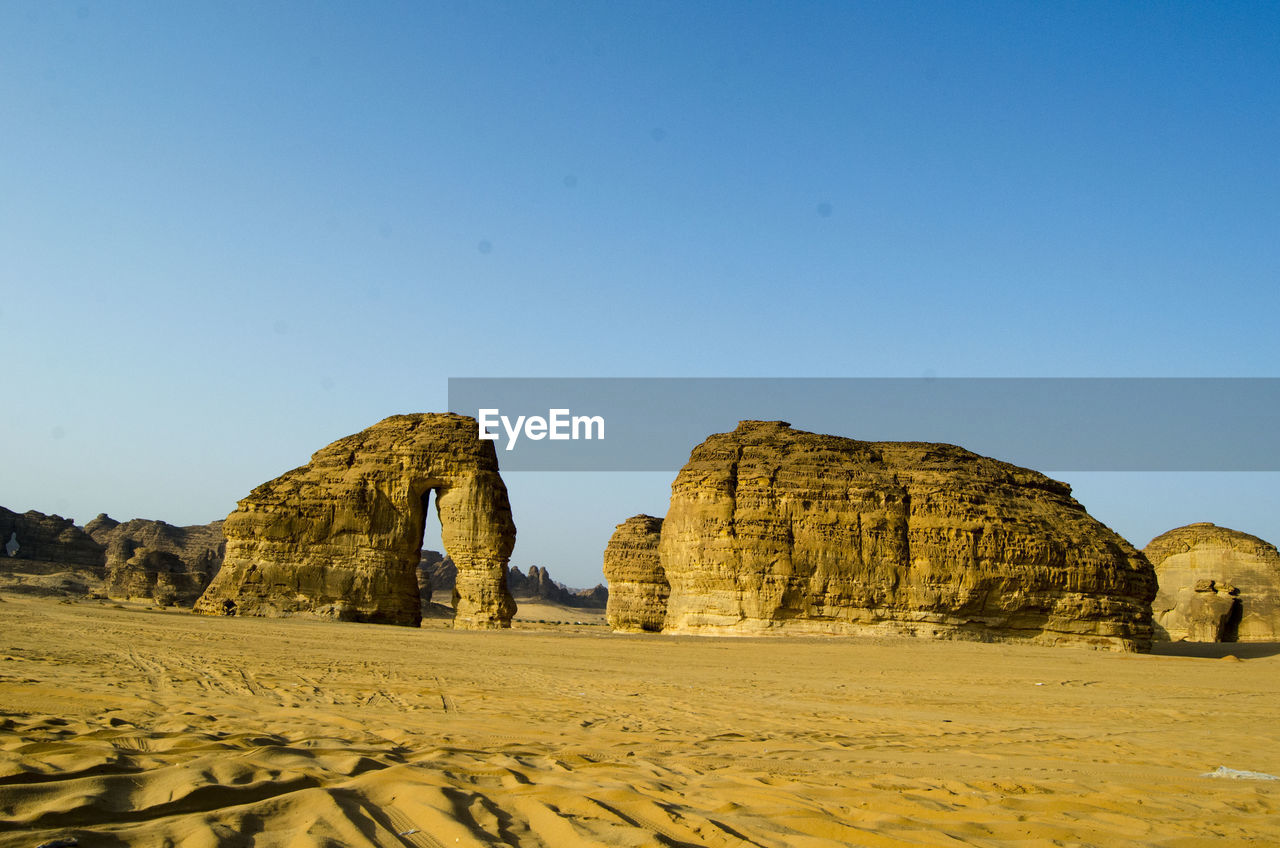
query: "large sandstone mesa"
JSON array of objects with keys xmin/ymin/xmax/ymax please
[
  {"xmin": 657, "ymin": 421, "xmax": 1156, "ymax": 651},
  {"xmin": 603, "ymin": 515, "xmax": 667, "ymax": 632},
  {"xmin": 194, "ymin": 414, "xmax": 517, "ymax": 628},
  {"xmin": 1145, "ymin": 523, "xmax": 1280, "ymax": 642}
]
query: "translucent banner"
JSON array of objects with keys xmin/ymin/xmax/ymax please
[{"xmin": 447, "ymin": 378, "xmax": 1280, "ymax": 471}]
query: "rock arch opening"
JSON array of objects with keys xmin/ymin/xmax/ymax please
[
  {"xmin": 1222, "ymin": 597, "xmax": 1243, "ymax": 642},
  {"xmin": 413, "ymin": 485, "xmax": 456, "ymax": 615}
]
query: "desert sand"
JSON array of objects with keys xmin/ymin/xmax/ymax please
[{"xmin": 1, "ymin": 595, "xmax": 1278, "ymax": 847}]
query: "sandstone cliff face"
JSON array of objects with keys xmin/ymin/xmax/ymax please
[
  {"xmin": 657, "ymin": 421, "xmax": 1156, "ymax": 651},
  {"xmin": 1145, "ymin": 523, "xmax": 1280, "ymax": 642},
  {"xmin": 194, "ymin": 414, "xmax": 517, "ymax": 628},
  {"xmin": 603, "ymin": 515, "xmax": 667, "ymax": 632},
  {"xmin": 89, "ymin": 515, "xmax": 226, "ymax": 606},
  {"xmin": 508, "ymin": 565, "xmax": 551, "ymax": 599}
]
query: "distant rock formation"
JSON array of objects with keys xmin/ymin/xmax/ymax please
[
  {"xmin": 419, "ymin": 549, "xmax": 605, "ymax": 610},
  {"xmin": 633, "ymin": 421, "xmax": 1156, "ymax": 651},
  {"xmin": 0, "ymin": 507, "xmax": 224, "ymax": 605},
  {"xmin": 508, "ymin": 565, "xmax": 608, "ymax": 608},
  {"xmin": 0, "ymin": 507, "xmax": 105, "ymax": 571},
  {"xmin": 573, "ymin": 583, "xmax": 609, "ymax": 607},
  {"xmin": 603, "ymin": 515, "xmax": 667, "ymax": 631},
  {"xmin": 109, "ymin": 549, "xmax": 191, "ymax": 606},
  {"xmin": 0, "ymin": 507, "xmax": 106, "ymax": 598},
  {"xmin": 195, "ymin": 414, "xmax": 517, "ymax": 628},
  {"xmin": 506, "ymin": 564, "xmax": 548, "ymax": 598},
  {"xmin": 87, "ymin": 515, "xmax": 226, "ymax": 606},
  {"xmin": 1145, "ymin": 523, "xmax": 1280, "ymax": 642},
  {"xmin": 417, "ymin": 550, "xmax": 456, "ymax": 600}
]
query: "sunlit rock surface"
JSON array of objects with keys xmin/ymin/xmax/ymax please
[
  {"xmin": 603, "ymin": 515, "xmax": 667, "ymax": 632},
  {"xmin": 195, "ymin": 413, "xmax": 516, "ymax": 628},
  {"xmin": 656, "ymin": 421, "xmax": 1156, "ymax": 651},
  {"xmin": 1146, "ymin": 523, "xmax": 1280, "ymax": 642}
]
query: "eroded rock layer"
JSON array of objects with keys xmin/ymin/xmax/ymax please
[
  {"xmin": 658, "ymin": 421, "xmax": 1156, "ymax": 651},
  {"xmin": 194, "ymin": 414, "xmax": 516, "ymax": 628},
  {"xmin": 1145, "ymin": 523, "xmax": 1280, "ymax": 642},
  {"xmin": 604, "ymin": 515, "xmax": 668, "ymax": 632}
]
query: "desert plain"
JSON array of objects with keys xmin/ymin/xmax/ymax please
[{"xmin": 1, "ymin": 594, "xmax": 1278, "ymax": 847}]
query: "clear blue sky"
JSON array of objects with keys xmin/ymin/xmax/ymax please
[{"xmin": 3, "ymin": 1, "xmax": 1277, "ymax": 587}]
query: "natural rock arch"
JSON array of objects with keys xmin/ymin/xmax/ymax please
[{"xmin": 194, "ymin": 413, "xmax": 517, "ymax": 628}]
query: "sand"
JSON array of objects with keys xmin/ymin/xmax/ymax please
[{"xmin": 1, "ymin": 595, "xmax": 1278, "ymax": 847}]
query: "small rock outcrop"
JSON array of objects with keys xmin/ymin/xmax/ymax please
[
  {"xmin": 603, "ymin": 515, "xmax": 667, "ymax": 631},
  {"xmin": 194, "ymin": 413, "xmax": 517, "ymax": 628},
  {"xmin": 83, "ymin": 513, "xmax": 121, "ymax": 540},
  {"xmin": 1145, "ymin": 523, "xmax": 1280, "ymax": 642},
  {"xmin": 654, "ymin": 421, "xmax": 1156, "ymax": 651}
]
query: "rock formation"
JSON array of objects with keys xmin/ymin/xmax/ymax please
[
  {"xmin": 88, "ymin": 515, "xmax": 225, "ymax": 605},
  {"xmin": 1145, "ymin": 523, "xmax": 1280, "ymax": 642},
  {"xmin": 507, "ymin": 565, "xmax": 549, "ymax": 598},
  {"xmin": 603, "ymin": 515, "xmax": 667, "ymax": 631},
  {"xmin": 652, "ymin": 421, "xmax": 1156, "ymax": 651},
  {"xmin": 194, "ymin": 413, "xmax": 517, "ymax": 628},
  {"xmin": 0, "ymin": 507, "xmax": 105, "ymax": 571},
  {"xmin": 573, "ymin": 583, "xmax": 610, "ymax": 607},
  {"xmin": 420, "ymin": 548, "xmax": 606, "ymax": 611},
  {"xmin": 106, "ymin": 548, "xmax": 194, "ymax": 606},
  {"xmin": 0, "ymin": 507, "xmax": 108, "ymax": 598},
  {"xmin": 417, "ymin": 550, "xmax": 455, "ymax": 602},
  {"xmin": 508, "ymin": 565, "xmax": 608, "ymax": 608},
  {"xmin": 0, "ymin": 508, "xmax": 224, "ymax": 604}
]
